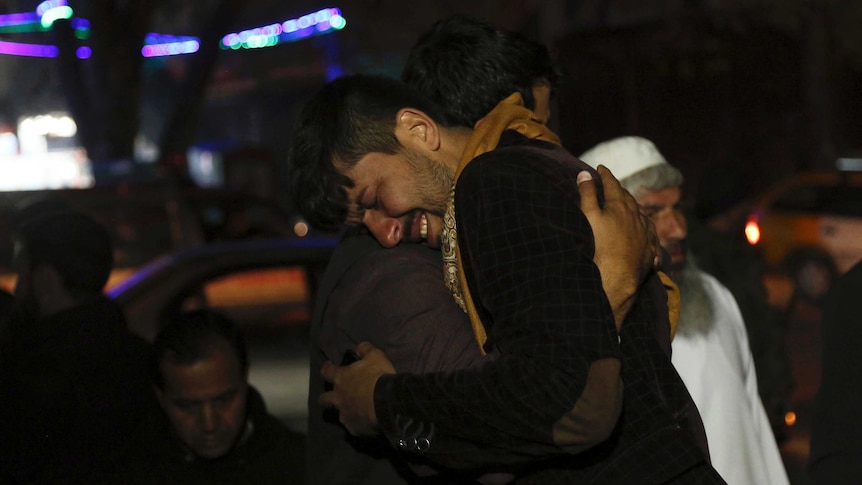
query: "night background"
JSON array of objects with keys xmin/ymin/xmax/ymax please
[
  {"xmin": 2, "ymin": 1, "xmax": 862, "ymax": 483},
  {"xmin": 2, "ymin": 0, "xmax": 859, "ymax": 210}
]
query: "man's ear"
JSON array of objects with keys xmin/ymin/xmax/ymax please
[{"xmin": 394, "ymin": 108, "xmax": 441, "ymax": 152}]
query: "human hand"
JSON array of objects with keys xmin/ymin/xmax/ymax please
[
  {"xmin": 578, "ymin": 166, "xmax": 660, "ymax": 329},
  {"xmin": 319, "ymin": 342, "xmax": 396, "ymax": 436}
]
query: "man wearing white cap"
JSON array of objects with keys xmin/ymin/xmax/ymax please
[{"xmin": 580, "ymin": 136, "xmax": 790, "ymax": 485}]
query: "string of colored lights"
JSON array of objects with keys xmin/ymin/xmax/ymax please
[
  {"xmin": 220, "ymin": 8, "xmax": 345, "ymax": 50},
  {"xmin": 0, "ymin": 5, "xmax": 345, "ymax": 59}
]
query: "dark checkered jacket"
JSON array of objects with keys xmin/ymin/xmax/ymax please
[{"xmin": 375, "ymin": 131, "xmax": 718, "ymax": 484}]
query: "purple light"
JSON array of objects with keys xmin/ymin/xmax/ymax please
[
  {"xmin": 75, "ymin": 46, "xmax": 91, "ymax": 59},
  {"xmin": 0, "ymin": 12, "xmax": 39, "ymax": 27},
  {"xmin": 0, "ymin": 40, "xmax": 57, "ymax": 57},
  {"xmin": 222, "ymin": 7, "xmax": 344, "ymax": 49}
]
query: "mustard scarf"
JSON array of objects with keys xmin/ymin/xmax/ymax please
[{"xmin": 441, "ymin": 93, "xmax": 679, "ymax": 354}]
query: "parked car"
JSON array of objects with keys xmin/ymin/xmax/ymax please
[
  {"xmin": 744, "ymin": 171, "xmax": 862, "ymax": 302},
  {"xmin": 107, "ymin": 236, "xmax": 338, "ymax": 431}
]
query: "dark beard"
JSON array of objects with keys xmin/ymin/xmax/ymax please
[
  {"xmin": 402, "ymin": 149, "xmax": 452, "ymax": 215},
  {"xmin": 676, "ymin": 255, "xmax": 715, "ymax": 337}
]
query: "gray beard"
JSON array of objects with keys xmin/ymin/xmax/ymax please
[{"xmin": 676, "ymin": 255, "xmax": 715, "ymax": 337}]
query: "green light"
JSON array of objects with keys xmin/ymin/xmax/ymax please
[
  {"xmin": 40, "ymin": 5, "xmax": 72, "ymax": 28},
  {"xmin": 0, "ymin": 22, "xmax": 48, "ymax": 34},
  {"xmin": 330, "ymin": 15, "xmax": 346, "ymax": 30}
]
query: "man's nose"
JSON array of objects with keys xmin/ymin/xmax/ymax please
[
  {"xmin": 668, "ymin": 211, "xmax": 688, "ymax": 240},
  {"xmin": 200, "ymin": 404, "xmax": 218, "ymax": 432},
  {"xmin": 363, "ymin": 211, "xmax": 402, "ymax": 248},
  {"xmin": 657, "ymin": 211, "xmax": 687, "ymax": 242}
]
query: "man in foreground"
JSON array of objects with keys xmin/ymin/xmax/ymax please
[
  {"xmin": 305, "ymin": 16, "xmax": 570, "ymax": 484},
  {"xmin": 119, "ymin": 309, "xmax": 304, "ymax": 484},
  {"xmin": 288, "ymin": 73, "xmax": 720, "ymax": 482},
  {"xmin": 581, "ymin": 136, "xmax": 789, "ymax": 484},
  {"xmin": 0, "ymin": 205, "xmax": 154, "ymax": 484}
]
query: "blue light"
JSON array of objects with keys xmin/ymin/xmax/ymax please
[{"xmin": 0, "ymin": 6, "xmax": 345, "ymax": 58}]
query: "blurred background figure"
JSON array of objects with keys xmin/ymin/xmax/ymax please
[
  {"xmin": 0, "ymin": 204, "xmax": 154, "ymax": 484},
  {"xmin": 807, "ymin": 260, "xmax": 862, "ymax": 484},
  {"xmin": 119, "ymin": 309, "xmax": 304, "ymax": 484},
  {"xmin": 689, "ymin": 162, "xmax": 795, "ymax": 442},
  {"xmin": 581, "ymin": 136, "xmax": 789, "ymax": 485}
]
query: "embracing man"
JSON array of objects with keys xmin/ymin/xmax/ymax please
[{"xmin": 289, "ymin": 18, "xmax": 721, "ymax": 485}]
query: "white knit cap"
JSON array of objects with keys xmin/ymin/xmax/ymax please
[{"xmin": 579, "ymin": 136, "xmax": 668, "ymax": 181}]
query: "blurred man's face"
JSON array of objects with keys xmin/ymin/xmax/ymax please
[
  {"xmin": 157, "ymin": 344, "xmax": 248, "ymax": 460},
  {"xmin": 343, "ymin": 148, "xmax": 454, "ymax": 249},
  {"xmin": 635, "ymin": 186, "xmax": 688, "ymax": 277}
]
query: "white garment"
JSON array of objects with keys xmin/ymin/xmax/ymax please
[{"xmin": 672, "ymin": 271, "xmax": 790, "ymax": 485}]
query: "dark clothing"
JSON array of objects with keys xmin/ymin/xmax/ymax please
[
  {"xmin": 373, "ymin": 131, "xmax": 720, "ymax": 483},
  {"xmin": 686, "ymin": 211, "xmax": 794, "ymax": 438},
  {"xmin": 307, "ymin": 234, "xmax": 489, "ymax": 484},
  {"xmin": 0, "ymin": 297, "xmax": 155, "ymax": 484},
  {"xmin": 118, "ymin": 386, "xmax": 304, "ymax": 484},
  {"xmin": 808, "ymin": 261, "xmax": 862, "ymax": 483}
]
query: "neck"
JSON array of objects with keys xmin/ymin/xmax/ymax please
[{"xmin": 439, "ymin": 126, "xmax": 473, "ymax": 173}]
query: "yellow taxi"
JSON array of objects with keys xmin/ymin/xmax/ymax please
[{"xmin": 744, "ymin": 170, "xmax": 862, "ymax": 302}]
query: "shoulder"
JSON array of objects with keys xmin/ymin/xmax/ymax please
[
  {"xmin": 343, "ymin": 243, "xmax": 444, "ymax": 292},
  {"xmin": 244, "ymin": 390, "xmax": 305, "ymax": 478},
  {"xmin": 698, "ymin": 271, "xmax": 737, "ymax": 305},
  {"xmin": 246, "ymin": 386, "xmax": 303, "ymax": 444},
  {"xmin": 698, "ymin": 270, "xmax": 749, "ymax": 336},
  {"xmin": 458, "ymin": 134, "xmax": 590, "ymax": 201},
  {"xmin": 462, "ymin": 136, "xmax": 570, "ymax": 177},
  {"xmin": 323, "ymin": 236, "xmax": 445, "ymax": 309}
]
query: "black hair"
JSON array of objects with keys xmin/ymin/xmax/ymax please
[
  {"xmin": 402, "ymin": 15, "xmax": 561, "ymax": 128},
  {"xmin": 151, "ymin": 309, "xmax": 249, "ymax": 390},
  {"xmin": 287, "ymin": 74, "xmax": 453, "ymax": 231}
]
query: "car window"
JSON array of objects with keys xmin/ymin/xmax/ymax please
[
  {"xmin": 179, "ymin": 266, "xmax": 312, "ymax": 338},
  {"xmin": 772, "ymin": 184, "xmax": 862, "ymax": 217}
]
